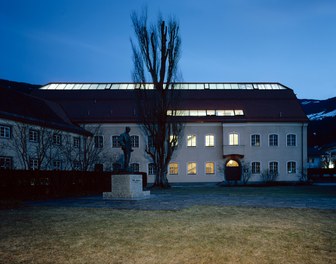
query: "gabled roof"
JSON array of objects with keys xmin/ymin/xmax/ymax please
[
  {"xmin": 32, "ymin": 82, "xmax": 308, "ymax": 124},
  {"xmin": 0, "ymin": 87, "xmax": 91, "ymax": 136}
]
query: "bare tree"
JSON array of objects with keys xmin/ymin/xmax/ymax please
[
  {"xmin": 131, "ymin": 10, "xmax": 183, "ymax": 188},
  {"xmin": 6, "ymin": 123, "xmax": 55, "ymax": 170}
]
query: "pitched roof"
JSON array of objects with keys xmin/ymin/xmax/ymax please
[
  {"xmin": 0, "ymin": 87, "xmax": 91, "ymax": 136},
  {"xmin": 32, "ymin": 82, "xmax": 308, "ymax": 124}
]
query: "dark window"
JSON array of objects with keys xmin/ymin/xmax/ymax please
[
  {"xmin": 148, "ymin": 163, "xmax": 156, "ymax": 175},
  {"xmin": 112, "ymin": 136, "xmax": 120, "ymax": 148},
  {"xmin": 251, "ymin": 134, "xmax": 260, "ymax": 147},
  {"xmin": 73, "ymin": 137, "xmax": 80, "ymax": 148},
  {"xmin": 94, "ymin": 136, "xmax": 103, "ymax": 148},
  {"xmin": 269, "ymin": 134, "xmax": 278, "ymax": 146},
  {"xmin": 131, "ymin": 135, "xmax": 139, "ymax": 148},
  {"xmin": 0, "ymin": 125, "xmax": 11, "ymax": 139},
  {"xmin": 0, "ymin": 156, "xmax": 13, "ymax": 170},
  {"xmin": 29, "ymin": 129, "xmax": 40, "ymax": 143},
  {"xmin": 287, "ymin": 134, "xmax": 296, "ymax": 146},
  {"xmin": 252, "ymin": 162, "xmax": 261, "ymax": 174},
  {"xmin": 53, "ymin": 134, "xmax": 62, "ymax": 146}
]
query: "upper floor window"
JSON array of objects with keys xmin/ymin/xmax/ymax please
[
  {"xmin": 187, "ymin": 162, "xmax": 197, "ymax": 175},
  {"xmin": 287, "ymin": 134, "xmax": 296, "ymax": 146},
  {"xmin": 251, "ymin": 134, "xmax": 260, "ymax": 147},
  {"xmin": 205, "ymin": 134, "xmax": 215, "ymax": 147},
  {"xmin": 53, "ymin": 134, "xmax": 62, "ymax": 146},
  {"xmin": 94, "ymin": 136, "xmax": 103, "ymax": 148},
  {"xmin": 252, "ymin": 162, "xmax": 261, "ymax": 174},
  {"xmin": 170, "ymin": 135, "xmax": 178, "ymax": 147},
  {"xmin": 169, "ymin": 162, "xmax": 179, "ymax": 175},
  {"xmin": 269, "ymin": 134, "xmax": 278, "ymax": 146},
  {"xmin": 205, "ymin": 162, "xmax": 215, "ymax": 174},
  {"xmin": 287, "ymin": 161, "xmax": 296, "ymax": 174},
  {"xmin": 73, "ymin": 137, "xmax": 80, "ymax": 148},
  {"xmin": 0, "ymin": 156, "xmax": 13, "ymax": 170},
  {"xmin": 148, "ymin": 163, "xmax": 157, "ymax": 175},
  {"xmin": 112, "ymin": 136, "xmax": 120, "ymax": 148},
  {"xmin": 0, "ymin": 125, "xmax": 11, "ymax": 139},
  {"xmin": 29, "ymin": 129, "xmax": 40, "ymax": 143},
  {"xmin": 131, "ymin": 135, "xmax": 139, "ymax": 148},
  {"xmin": 187, "ymin": 135, "xmax": 197, "ymax": 147},
  {"xmin": 229, "ymin": 133, "xmax": 239, "ymax": 146}
]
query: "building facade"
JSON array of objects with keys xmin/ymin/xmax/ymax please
[{"xmin": 31, "ymin": 82, "xmax": 308, "ymax": 183}]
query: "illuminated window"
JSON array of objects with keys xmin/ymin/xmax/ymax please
[
  {"xmin": 187, "ymin": 135, "xmax": 196, "ymax": 147},
  {"xmin": 229, "ymin": 133, "xmax": 239, "ymax": 146},
  {"xmin": 252, "ymin": 162, "xmax": 261, "ymax": 174},
  {"xmin": 287, "ymin": 161, "xmax": 296, "ymax": 174},
  {"xmin": 269, "ymin": 134, "xmax": 278, "ymax": 146},
  {"xmin": 170, "ymin": 135, "xmax": 178, "ymax": 147},
  {"xmin": 187, "ymin": 162, "xmax": 197, "ymax": 175},
  {"xmin": 169, "ymin": 163, "xmax": 179, "ymax": 175},
  {"xmin": 205, "ymin": 134, "xmax": 215, "ymax": 147},
  {"xmin": 226, "ymin": 160, "xmax": 239, "ymax": 167},
  {"xmin": 205, "ymin": 162, "xmax": 215, "ymax": 174},
  {"xmin": 287, "ymin": 134, "xmax": 296, "ymax": 146},
  {"xmin": 251, "ymin": 134, "xmax": 260, "ymax": 147}
]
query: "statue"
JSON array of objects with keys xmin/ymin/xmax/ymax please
[{"xmin": 119, "ymin": 127, "xmax": 133, "ymax": 171}]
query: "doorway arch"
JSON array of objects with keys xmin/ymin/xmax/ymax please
[{"xmin": 225, "ymin": 158, "xmax": 242, "ymax": 181}]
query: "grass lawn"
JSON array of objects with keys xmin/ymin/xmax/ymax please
[{"xmin": 0, "ymin": 205, "xmax": 335, "ymax": 264}]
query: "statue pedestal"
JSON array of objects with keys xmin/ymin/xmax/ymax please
[{"xmin": 103, "ymin": 174, "xmax": 150, "ymax": 200}]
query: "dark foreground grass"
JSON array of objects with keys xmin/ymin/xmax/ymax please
[{"xmin": 0, "ymin": 206, "xmax": 335, "ymax": 264}]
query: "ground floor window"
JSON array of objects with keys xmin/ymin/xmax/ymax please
[
  {"xmin": 29, "ymin": 158, "xmax": 39, "ymax": 170},
  {"xmin": 0, "ymin": 156, "xmax": 13, "ymax": 170},
  {"xmin": 205, "ymin": 162, "xmax": 215, "ymax": 174},
  {"xmin": 169, "ymin": 162, "xmax": 179, "ymax": 175},
  {"xmin": 148, "ymin": 163, "xmax": 156, "ymax": 175},
  {"xmin": 112, "ymin": 162, "xmax": 122, "ymax": 172},
  {"xmin": 269, "ymin": 161, "xmax": 279, "ymax": 175},
  {"xmin": 130, "ymin": 163, "xmax": 139, "ymax": 173},
  {"xmin": 53, "ymin": 160, "xmax": 62, "ymax": 170},
  {"xmin": 287, "ymin": 161, "xmax": 296, "ymax": 174},
  {"xmin": 252, "ymin": 162, "xmax": 261, "ymax": 174},
  {"xmin": 187, "ymin": 162, "xmax": 197, "ymax": 175}
]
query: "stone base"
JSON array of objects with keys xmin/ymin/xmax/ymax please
[{"xmin": 103, "ymin": 174, "xmax": 151, "ymax": 200}]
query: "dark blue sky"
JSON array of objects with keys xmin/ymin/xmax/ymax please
[{"xmin": 1, "ymin": 0, "xmax": 335, "ymax": 99}]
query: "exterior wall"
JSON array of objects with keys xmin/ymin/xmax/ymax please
[
  {"xmin": 87, "ymin": 122, "xmax": 308, "ymax": 183},
  {"xmin": 0, "ymin": 118, "xmax": 86, "ymax": 170}
]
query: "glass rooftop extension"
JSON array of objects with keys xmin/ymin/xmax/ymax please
[{"xmin": 40, "ymin": 83, "xmax": 288, "ymax": 90}]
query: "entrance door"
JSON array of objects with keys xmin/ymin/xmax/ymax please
[{"xmin": 225, "ymin": 159, "xmax": 241, "ymax": 181}]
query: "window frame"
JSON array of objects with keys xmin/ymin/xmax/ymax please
[
  {"xmin": 53, "ymin": 133, "xmax": 62, "ymax": 146},
  {"xmin": 187, "ymin": 134, "xmax": 197, "ymax": 147},
  {"xmin": 169, "ymin": 162, "xmax": 179, "ymax": 175},
  {"xmin": 251, "ymin": 161, "xmax": 261, "ymax": 174},
  {"xmin": 94, "ymin": 135, "xmax": 104, "ymax": 148},
  {"xmin": 205, "ymin": 134, "xmax": 215, "ymax": 147},
  {"xmin": 187, "ymin": 162, "xmax": 197, "ymax": 175},
  {"xmin": 269, "ymin": 161, "xmax": 279, "ymax": 175},
  {"xmin": 286, "ymin": 134, "xmax": 296, "ymax": 147},
  {"xmin": 0, "ymin": 156, "xmax": 13, "ymax": 170},
  {"xmin": 287, "ymin": 161, "xmax": 297, "ymax": 174},
  {"xmin": 130, "ymin": 163, "xmax": 140, "ymax": 173},
  {"xmin": 112, "ymin": 135, "xmax": 120, "ymax": 148},
  {"xmin": 73, "ymin": 136, "xmax": 80, "ymax": 148},
  {"xmin": 148, "ymin": 163, "xmax": 156, "ymax": 175},
  {"xmin": 251, "ymin": 134, "xmax": 261, "ymax": 147},
  {"xmin": 131, "ymin": 135, "xmax": 139, "ymax": 148},
  {"xmin": 0, "ymin": 125, "xmax": 11, "ymax": 139},
  {"xmin": 29, "ymin": 129, "xmax": 40, "ymax": 143},
  {"xmin": 29, "ymin": 158, "xmax": 39, "ymax": 170},
  {"xmin": 229, "ymin": 132, "xmax": 239, "ymax": 146},
  {"xmin": 269, "ymin": 134, "xmax": 278, "ymax": 147},
  {"xmin": 205, "ymin": 162, "xmax": 215, "ymax": 174}
]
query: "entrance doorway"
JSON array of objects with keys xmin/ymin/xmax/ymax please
[{"xmin": 225, "ymin": 159, "xmax": 241, "ymax": 181}]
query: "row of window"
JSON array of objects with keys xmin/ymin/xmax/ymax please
[
  {"xmin": 0, "ymin": 125, "xmax": 81, "ymax": 147},
  {"xmin": 94, "ymin": 133, "xmax": 298, "ymax": 149},
  {"xmin": 0, "ymin": 156, "xmax": 64, "ymax": 170}
]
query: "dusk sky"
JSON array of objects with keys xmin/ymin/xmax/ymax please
[{"xmin": 1, "ymin": 0, "xmax": 335, "ymax": 99}]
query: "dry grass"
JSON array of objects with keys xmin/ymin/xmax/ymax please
[{"xmin": 0, "ymin": 206, "xmax": 335, "ymax": 264}]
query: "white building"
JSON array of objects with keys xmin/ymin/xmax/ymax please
[{"xmin": 30, "ymin": 82, "xmax": 308, "ymax": 183}]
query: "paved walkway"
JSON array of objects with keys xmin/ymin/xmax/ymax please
[{"xmin": 26, "ymin": 184, "xmax": 336, "ymax": 211}]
